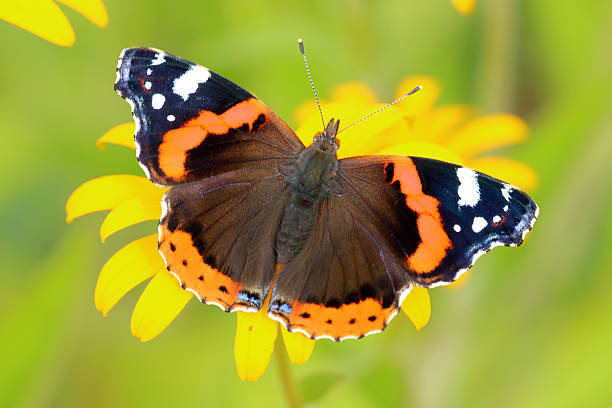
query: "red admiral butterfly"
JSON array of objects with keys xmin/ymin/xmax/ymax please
[{"xmin": 114, "ymin": 45, "xmax": 538, "ymax": 341}]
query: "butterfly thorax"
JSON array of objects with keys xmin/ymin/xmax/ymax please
[{"xmin": 276, "ymin": 119, "xmax": 341, "ymax": 264}]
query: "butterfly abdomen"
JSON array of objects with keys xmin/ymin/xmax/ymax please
[
  {"xmin": 276, "ymin": 201, "xmax": 319, "ymax": 264},
  {"xmin": 276, "ymin": 141, "xmax": 339, "ymax": 264}
]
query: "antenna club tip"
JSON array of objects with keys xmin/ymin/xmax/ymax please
[
  {"xmin": 406, "ymin": 85, "xmax": 423, "ymax": 96},
  {"xmin": 298, "ymin": 38, "xmax": 305, "ymax": 54}
]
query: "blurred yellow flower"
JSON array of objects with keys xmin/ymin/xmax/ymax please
[
  {"xmin": 0, "ymin": 0, "xmax": 108, "ymax": 47},
  {"xmin": 66, "ymin": 76, "xmax": 536, "ymax": 381},
  {"xmin": 451, "ymin": 0, "xmax": 476, "ymax": 15}
]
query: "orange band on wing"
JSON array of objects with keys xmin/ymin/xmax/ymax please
[
  {"xmin": 158, "ymin": 127, "xmax": 207, "ymax": 179},
  {"xmin": 158, "ymin": 98, "xmax": 268, "ymax": 180},
  {"xmin": 275, "ymin": 299, "xmax": 395, "ymax": 340},
  {"xmin": 389, "ymin": 157, "xmax": 452, "ymax": 273},
  {"xmin": 159, "ymin": 225, "xmax": 243, "ymax": 310}
]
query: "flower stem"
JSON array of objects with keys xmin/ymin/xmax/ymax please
[{"xmin": 275, "ymin": 343, "xmax": 302, "ymax": 408}]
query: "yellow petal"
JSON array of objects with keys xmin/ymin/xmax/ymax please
[
  {"xmin": 94, "ymin": 235, "xmax": 161, "ymax": 316},
  {"xmin": 394, "ymin": 76, "xmax": 441, "ymax": 117},
  {"xmin": 97, "ymin": 123, "xmax": 136, "ymax": 150},
  {"xmin": 445, "ymin": 114, "xmax": 528, "ymax": 158},
  {"xmin": 294, "ymin": 83, "xmax": 378, "ymax": 126},
  {"xmin": 281, "ymin": 326, "xmax": 315, "ymax": 364},
  {"xmin": 401, "ymin": 286, "xmax": 431, "ymax": 330},
  {"xmin": 66, "ymin": 175, "xmax": 160, "ymax": 223},
  {"xmin": 56, "ymin": 0, "xmax": 108, "ymax": 28},
  {"xmin": 446, "ymin": 270, "xmax": 471, "ymax": 290},
  {"xmin": 451, "ymin": 0, "xmax": 476, "ymax": 15},
  {"xmin": 234, "ymin": 310, "xmax": 278, "ymax": 381},
  {"xmin": 331, "ymin": 82, "xmax": 378, "ymax": 105},
  {"xmin": 297, "ymin": 102, "xmax": 404, "ymax": 158},
  {"xmin": 416, "ymin": 105, "xmax": 476, "ymax": 142},
  {"xmin": 294, "ymin": 100, "xmax": 321, "ymax": 127},
  {"xmin": 100, "ymin": 191, "xmax": 166, "ymax": 242},
  {"xmin": 467, "ymin": 157, "xmax": 539, "ymax": 191},
  {"xmin": 131, "ymin": 270, "xmax": 192, "ymax": 342},
  {"xmin": 375, "ymin": 141, "xmax": 464, "ymax": 165},
  {"xmin": 0, "ymin": 0, "xmax": 75, "ymax": 46}
]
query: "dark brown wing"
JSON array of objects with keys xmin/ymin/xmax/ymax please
[
  {"xmin": 267, "ymin": 186, "xmax": 412, "ymax": 341},
  {"xmin": 115, "ymin": 47, "xmax": 304, "ymax": 186},
  {"xmin": 159, "ymin": 167, "xmax": 291, "ymax": 311}
]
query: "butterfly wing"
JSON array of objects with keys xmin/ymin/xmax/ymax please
[
  {"xmin": 339, "ymin": 155, "xmax": 538, "ymax": 287},
  {"xmin": 114, "ymin": 47, "xmax": 304, "ymax": 185},
  {"xmin": 159, "ymin": 167, "xmax": 291, "ymax": 312},
  {"xmin": 268, "ymin": 192, "xmax": 411, "ymax": 341},
  {"xmin": 267, "ymin": 154, "xmax": 537, "ymax": 340}
]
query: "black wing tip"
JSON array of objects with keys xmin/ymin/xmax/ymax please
[
  {"xmin": 438, "ymin": 204, "xmax": 539, "ymax": 287},
  {"xmin": 114, "ymin": 50, "xmax": 168, "ymax": 106}
]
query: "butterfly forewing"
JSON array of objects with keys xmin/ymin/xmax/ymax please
[
  {"xmin": 114, "ymin": 47, "xmax": 304, "ymax": 186},
  {"xmin": 339, "ymin": 155, "xmax": 538, "ymax": 287}
]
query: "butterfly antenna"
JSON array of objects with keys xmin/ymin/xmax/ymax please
[
  {"xmin": 337, "ymin": 85, "xmax": 423, "ymax": 135},
  {"xmin": 298, "ymin": 38, "xmax": 326, "ymax": 131}
]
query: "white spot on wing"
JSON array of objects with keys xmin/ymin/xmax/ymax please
[
  {"xmin": 492, "ymin": 215, "xmax": 502, "ymax": 223},
  {"xmin": 472, "ymin": 216, "xmax": 487, "ymax": 233},
  {"xmin": 146, "ymin": 68, "xmax": 152, "ymax": 75},
  {"xmin": 501, "ymin": 183, "xmax": 513, "ymax": 202},
  {"xmin": 152, "ymin": 93, "xmax": 165, "ymax": 109},
  {"xmin": 454, "ymin": 224, "xmax": 461, "ymax": 232},
  {"xmin": 457, "ymin": 167, "xmax": 480, "ymax": 207},
  {"xmin": 173, "ymin": 65, "xmax": 211, "ymax": 101},
  {"xmin": 167, "ymin": 114, "xmax": 175, "ymax": 121},
  {"xmin": 504, "ymin": 205, "xmax": 509, "ymax": 212},
  {"xmin": 144, "ymin": 81, "xmax": 152, "ymax": 90},
  {"xmin": 151, "ymin": 52, "xmax": 165, "ymax": 65}
]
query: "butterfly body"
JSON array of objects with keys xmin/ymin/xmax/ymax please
[
  {"xmin": 278, "ymin": 119, "xmax": 341, "ymax": 264},
  {"xmin": 115, "ymin": 48, "xmax": 538, "ymax": 341}
]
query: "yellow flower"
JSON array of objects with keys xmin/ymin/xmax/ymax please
[
  {"xmin": 0, "ymin": 0, "xmax": 108, "ymax": 47},
  {"xmin": 67, "ymin": 76, "xmax": 536, "ymax": 382},
  {"xmin": 451, "ymin": 0, "xmax": 476, "ymax": 15}
]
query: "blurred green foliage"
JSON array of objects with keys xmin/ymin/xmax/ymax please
[{"xmin": 1, "ymin": 0, "xmax": 611, "ymax": 407}]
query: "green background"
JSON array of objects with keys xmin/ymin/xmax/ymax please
[{"xmin": 1, "ymin": 0, "xmax": 611, "ymax": 407}]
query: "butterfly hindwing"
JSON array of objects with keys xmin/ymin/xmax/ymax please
[
  {"xmin": 339, "ymin": 155, "xmax": 538, "ymax": 287},
  {"xmin": 268, "ymin": 191, "xmax": 411, "ymax": 341},
  {"xmin": 114, "ymin": 47, "xmax": 304, "ymax": 186},
  {"xmin": 159, "ymin": 167, "xmax": 291, "ymax": 311}
]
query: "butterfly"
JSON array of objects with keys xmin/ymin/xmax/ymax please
[{"xmin": 114, "ymin": 47, "xmax": 538, "ymax": 341}]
